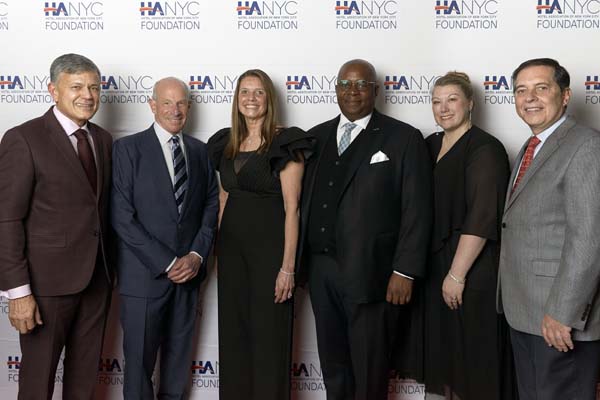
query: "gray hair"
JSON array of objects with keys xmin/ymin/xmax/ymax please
[
  {"xmin": 50, "ymin": 53, "xmax": 101, "ymax": 84},
  {"xmin": 152, "ymin": 77, "xmax": 190, "ymax": 101}
]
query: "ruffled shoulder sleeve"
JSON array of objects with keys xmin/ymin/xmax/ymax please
[
  {"xmin": 267, "ymin": 126, "xmax": 316, "ymax": 176},
  {"xmin": 206, "ymin": 128, "xmax": 231, "ymax": 171}
]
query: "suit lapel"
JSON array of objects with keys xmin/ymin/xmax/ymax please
[
  {"xmin": 505, "ymin": 117, "xmax": 574, "ymax": 211},
  {"xmin": 179, "ymin": 134, "xmax": 202, "ymax": 221},
  {"xmin": 88, "ymin": 125, "xmax": 104, "ymax": 202},
  {"xmin": 336, "ymin": 111, "xmax": 384, "ymax": 205},
  {"xmin": 44, "ymin": 109, "xmax": 96, "ymax": 201},
  {"xmin": 143, "ymin": 127, "xmax": 179, "ymax": 222}
]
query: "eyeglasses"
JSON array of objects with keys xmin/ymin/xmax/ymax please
[{"xmin": 336, "ymin": 79, "xmax": 376, "ymax": 91}]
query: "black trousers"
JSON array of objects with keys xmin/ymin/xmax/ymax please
[
  {"xmin": 308, "ymin": 254, "xmax": 400, "ymax": 400},
  {"xmin": 510, "ymin": 326, "xmax": 600, "ymax": 400}
]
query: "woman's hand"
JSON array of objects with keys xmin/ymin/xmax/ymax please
[
  {"xmin": 274, "ymin": 269, "xmax": 295, "ymax": 303},
  {"xmin": 442, "ymin": 274, "xmax": 465, "ymax": 310}
]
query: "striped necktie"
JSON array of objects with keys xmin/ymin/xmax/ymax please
[
  {"xmin": 338, "ymin": 122, "xmax": 356, "ymax": 155},
  {"xmin": 511, "ymin": 135, "xmax": 541, "ymax": 197},
  {"xmin": 170, "ymin": 135, "xmax": 187, "ymax": 214}
]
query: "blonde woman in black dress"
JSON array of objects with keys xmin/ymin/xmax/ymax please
[
  {"xmin": 207, "ymin": 69, "xmax": 313, "ymax": 400},
  {"xmin": 424, "ymin": 72, "xmax": 516, "ymax": 400}
]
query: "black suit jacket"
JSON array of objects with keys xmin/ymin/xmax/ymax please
[
  {"xmin": 299, "ymin": 110, "xmax": 432, "ymax": 303},
  {"xmin": 111, "ymin": 126, "xmax": 219, "ymax": 298}
]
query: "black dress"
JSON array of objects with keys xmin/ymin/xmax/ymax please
[
  {"xmin": 207, "ymin": 127, "xmax": 314, "ymax": 400},
  {"xmin": 424, "ymin": 126, "xmax": 517, "ymax": 400}
]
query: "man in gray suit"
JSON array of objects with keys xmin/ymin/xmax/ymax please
[
  {"xmin": 111, "ymin": 77, "xmax": 219, "ymax": 399},
  {"xmin": 499, "ymin": 58, "xmax": 600, "ymax": 400}
]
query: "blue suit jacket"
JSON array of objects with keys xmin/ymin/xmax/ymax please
[{"xmin": 111, "ymin": 126, "xmax": 219, "ymax": 298}]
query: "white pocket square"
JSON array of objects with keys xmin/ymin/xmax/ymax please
[{"xmin": 370, "ymin": 151, "xmax": 389, "ymax": 164}]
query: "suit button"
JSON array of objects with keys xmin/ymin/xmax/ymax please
[
  {"xmin": 323, "ymin": 247, "xmax": 329, "ymax": 253},
  {"xmin": 322, "ymin": 203, "xmax": 328, "ymax": 209},
  {"xmin": 502, "ymin": 222, "xmax": 507, "ymax": 229},
  {"xmin": 320, "ymin": 227, "xmax": 326, "ymax": 232},
  {"xmin": 93, "ymin": 230, "xmax": 99, "ymax": 237},
  {"xmin": 335, "ymin": 161, "xmax": 340, "ymax": 166},
  {"xmin": 328, "ymin": 181, "xmax": 334, "ymax": 187}
]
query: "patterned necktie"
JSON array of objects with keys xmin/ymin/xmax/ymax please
[
  {"xmin": 338, "ymin": 122, "xmax": 356, "ymax": 155},
  {"xmin": 511, "ymin": 135, "xmax": 541, "ymax": 196},
  {"xmin": 170, "ymin": 136, "xmax": 187, "ymax": 214},
  {"xmin": 72, "ymin": 129, "xmax": 97, "ymax": 195}
]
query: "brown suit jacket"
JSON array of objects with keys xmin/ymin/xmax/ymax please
[{"xmin": 0, "ymin": 107, "xmax": 113, "ymax": 296}]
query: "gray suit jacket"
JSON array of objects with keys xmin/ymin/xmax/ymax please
[{"xmin": 498, "ymin": 116, "xmax": 600, "ymax": 341}]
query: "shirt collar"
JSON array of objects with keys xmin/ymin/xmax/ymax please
[
  {"xmin": 153, "ymin": 121, "xmax": 181, "ymax": 145},
  {"xmin": 533, "ymin": 114, "xmax": 567, "ymax": 145},
  {"xmin": 52, "ymin": 106, "xmax": 89, "ymax": 136},
  {"xmin": 338, "ymin": 112, "xmax": 372, "ymax": 131}
]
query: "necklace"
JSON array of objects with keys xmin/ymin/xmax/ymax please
[{"xmin": 244, "ymin": 135, "xmax": 261, "ymax": 145}]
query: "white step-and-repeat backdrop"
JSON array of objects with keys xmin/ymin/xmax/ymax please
[{"xmin": 0, "ymin": 0, "xmax": 599, "ymax": 398}]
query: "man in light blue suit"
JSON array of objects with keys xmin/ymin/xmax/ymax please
[{"xmin": 111, "ymin": 77, "xmax": 219, "ymax": 399}]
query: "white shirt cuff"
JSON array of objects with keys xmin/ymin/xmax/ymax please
[
  {"xmin": 393, "ymin": 271, "xmax": 413, "ymax": 280},
  {"xmin": 0, "ymin": 284, "xmax": 32, "ymax": 299},
  {"xmin": 165, "ymin": 257, "xmax": 177, "ymax": 272},
  {"xmin": 189, "ymin": 251, "xmax": 203, "ymax": 264},
  {"xmin": 165, "ymin": 252, "xmax": 204, "ymax": 272}
]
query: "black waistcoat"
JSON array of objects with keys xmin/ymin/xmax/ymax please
[{"xmin": 307, "ymin": 126, "xmax": 369, "ymax": 256}]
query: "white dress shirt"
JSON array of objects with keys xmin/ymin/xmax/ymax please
[{"xmin": 153, "ymin": 122, "xmax": 202, "ymax": 271}]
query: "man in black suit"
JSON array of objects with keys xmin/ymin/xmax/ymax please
[
  {"xmin": 299, "ymin": 59, "xmax": 432, "ymax": 400},
  {"xmin": 111, "ymin": 77, "xmax": 219, "ymax": 399}
]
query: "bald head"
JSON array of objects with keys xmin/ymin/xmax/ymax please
[
  {"xmin": 337, "ymin": 59, "xmax": 377, "ymax": 82},
  {"xmin": 152, "ymin": 77, "xmax": 189, "ymax": 101}
]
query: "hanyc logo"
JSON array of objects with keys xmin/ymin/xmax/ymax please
[
  {"xmin": 483, "ymin": 74, "xmax": 513, "ymax": 105},
  {"xmin": 5, "ymin": 355, "xmax": 64, "ymax": 383},
  {"xmin": 43, "ymin": 2, "xmax": 104, "ymax": 31},
  {"xmin": 434, "ymin": 0, "xmax": 499, "ymax": 30},
  {"xmin": 384, "ymin": 74, "xmax": 437, "ymax": 105},
  {"xmin": 6, "ymin": 356, "xmax": 19, "ymax": 383},
  {"xmin": 190, "ymin": 360, "xmax": 219, "ymax": 391},
  {"xmin": 99, "ymin": 74, "xmax": 154, "ymax": 104},
  {"xmin": 0, "ymin": 1, "xmax": 8, "ymax": 30},
  {"xmin": 291, "ymin": 362, "xmax": 325, "ymax": 392},
  {"xmin": 0, "ymin": 74, "xmax": 53, "ymax": 104},
  {"xmin": 188, "ymin": 74, "xmax": 237, "ymax": 104},
  {"xmin": 97, "ymin": 357, "xmax": 124, "ymax": 386},
  {"xmin": 236, "ymin": 1, "xmax": 299, "ymax": 30},
  {"xmin": 585, "ymin": 74, "xmax": 600, "ymax": 105},
  {"xmin": 388, "ymin": 370, "xmax": 426, "ymax": 396},
  {"xmin": 138, "ymin": 1, "xmax": 201, "ymax": 30},
  {"xmin": 536, "ymin": 0, "xmax": 600, "ymax": 29},
  {"xmin": 286, "ymin": 74, "xmax": 338, "ymax": 105},
  {"xmin": 335, "ymin": 1, "xmax": 398, "ymax": 30}
]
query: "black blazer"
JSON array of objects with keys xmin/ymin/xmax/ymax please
[{"xmin": 298, "ymin": 110, "xmax": 432, "ymax": 303}]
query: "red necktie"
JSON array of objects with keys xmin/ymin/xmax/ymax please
[
  {"xmin": 73, "ymin": 129, "xmax": 97, "ymax": 195},
  {"xmin": 511, "ymin": 136, "xmax": 541, "ymax": 196}
]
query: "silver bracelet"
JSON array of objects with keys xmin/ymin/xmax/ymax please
[
  {"xmin": 448, "ymin": 272, "xmax": 466, "ymax": 285},
  {"xmin": 279, "ymin": 269, "xmax": 295, "ymax": 276}
]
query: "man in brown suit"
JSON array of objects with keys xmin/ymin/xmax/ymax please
[{"xmin": 0, "ymin": 53, "xmax": 113, "ymax": 399}]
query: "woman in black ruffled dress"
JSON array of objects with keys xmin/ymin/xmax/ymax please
[{"xmin": 207, "ymin": 69, "xmax": 314, "ymax": 400}]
